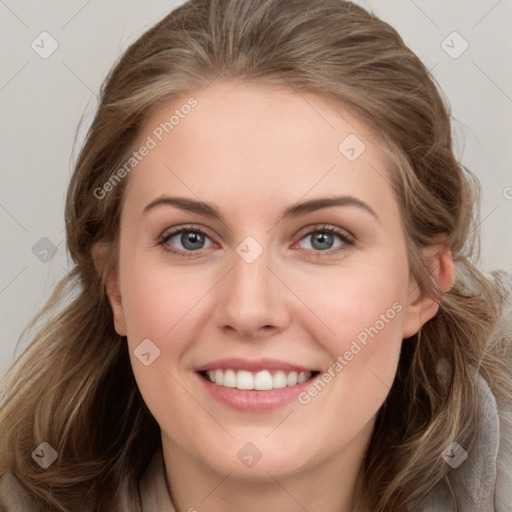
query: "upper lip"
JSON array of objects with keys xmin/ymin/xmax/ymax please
[{"xmin": 194, "ymin": 358, "xmax": 317, "ymax": 373}]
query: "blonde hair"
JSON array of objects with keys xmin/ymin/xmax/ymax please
[{"xmin": 1, "ymin": 0, "xmax": 511, "ymax": 510}]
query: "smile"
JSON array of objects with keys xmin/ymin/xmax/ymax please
[
  {"xmin": 201, "ymin": 369, "xmax": 318, "ymax": 390},
  {"xmin": 194, "ymin": 357, "xmax": 321, "ymax": 411}
]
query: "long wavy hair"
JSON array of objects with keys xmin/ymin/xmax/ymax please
[{"xmin": 1, "ymin": 0, "xmax": 511, "ymax": 510}]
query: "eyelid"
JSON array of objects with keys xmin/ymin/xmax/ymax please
[
  {"xmin": 158, "ymin": 222, "xmax": 355, "ymax": 258},
  {"xmin": 159, "ymin": 221, "xmax": 211, "ymax": 236},
  {"xmin": 291, "ymin": 224, "xmax": 355, "ymax": 255},
  {"xmin": 296, "ymin": 223, "xmax": 354, "ymax": 243},
  {"xmin": 158, "ymin": 224, "xmax": 214, "ymax": 246}
]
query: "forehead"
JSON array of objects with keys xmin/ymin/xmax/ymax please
[{"xmin": 123, "ymin": 80, "xmax": 397, "ymax": 220}]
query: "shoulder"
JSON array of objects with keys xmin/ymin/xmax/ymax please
[
  {"xmin": 0, "ymin": 471, "xmax": 39, "ymax": 511},
  {"xmin": 491, "ymin": 271, "xmax": 512, "ymax": 509},
  {"xmin": 414, "ymin": 271, "xmax": 512, "ymax": 511},
  {"xmin": 0, "ymin": 449, "xmax": 171, "ymax": 512},
  {"xmin": 0, "ymin": 468, "xmax": 146, "ymax": 511}
]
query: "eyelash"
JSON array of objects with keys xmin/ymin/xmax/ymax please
[{"xmin": 157, "ymin": 224, "xmax": 355, "ymax": 258}]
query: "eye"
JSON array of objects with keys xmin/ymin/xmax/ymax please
[
  {"xmin": 294, "ymin": 224, "xmax": 354, "ymax": 254},
  {"xmin": 158, "ymin": 225, "xmax": 214, "ymax": 256},
  {"xmin": 157, "ymin": 223, "xmax": 354, "ymax": 258}
]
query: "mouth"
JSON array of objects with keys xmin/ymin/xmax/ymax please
[
  {"xmin": 198, "ymin": 368, "xmax": 321, "ymax": 390},
  {"xmin": 194, "ymin": 358, "xmax": 322, "ymax": 411}
]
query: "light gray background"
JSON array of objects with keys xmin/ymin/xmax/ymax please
[{"xmin": 1, "ymin": 0, "xmax": 511, "ymax": 379}]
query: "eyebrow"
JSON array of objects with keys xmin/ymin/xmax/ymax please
[{"xmin": 142, "ymin": 195, "xmax": 378, "ymax": 223}]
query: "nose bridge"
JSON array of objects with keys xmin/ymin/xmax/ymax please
[
  {"xmin": 232, "ymin": 243, "xmax": 271, "ymax": 301},
  {"xmin": 214, "ymin": 236, "xmax": 290, "ymax": 335}
]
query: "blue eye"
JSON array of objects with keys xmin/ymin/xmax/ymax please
[
  {"xmin": 158, "ymin": 224, "xmax": 354, "ymax": 257},
  {"xmin": 296, "ymin": 225, "xmax": 354, "ymax": 253},
  {"xmin": 159, "ymin": 226, "xmax": 213, "ymax": 256}
]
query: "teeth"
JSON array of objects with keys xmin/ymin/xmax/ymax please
[
  {"xmin": 273, "ymin": 370, "xmax": 288, "ymax": 389},
  {"xmin": 254, "ymin": 370, "xmax": 273, "ymax": 390},
  {"xmin": 204, "ymin": 369, "xmax": 313, "ymax": 390},
  {"xmin": 287, "ymin": 371, "xmax": 298, "ymax": 386},
  {"xmin": 223, "ymin": 369, "xmax": 237, "ymax": 388},
  {"xmin": 237, "ymin": 370, "xmax": 254, "ymax": 390},
  {"xmin": 297, "ymin": 371, "xmax": 308, "ymax": 384}
]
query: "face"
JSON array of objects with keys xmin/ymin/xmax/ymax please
[{"xmin": 103, "ymin": 80, "xmax": 437, "ymax": 483}]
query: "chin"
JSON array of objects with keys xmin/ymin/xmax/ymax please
[{"xmin": 199, "ymin": 441, "xmax": 314, "ymax": 481}]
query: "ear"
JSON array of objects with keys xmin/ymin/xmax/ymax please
[
  {"xmin": 402, "ymin": 244, "xmax": 455, "ymax": 339},
  {"xmin": 92, "ymin": 242, "xmax": 127, "ymax": 336}
]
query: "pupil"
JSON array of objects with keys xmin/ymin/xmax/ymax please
[
  {"xmin": 182, "ymin": 232, "xmax": 204, "ymax": 250},
  {"xmin": 313, "ymin": 232, "xmax": 333, "ymax": 250}
]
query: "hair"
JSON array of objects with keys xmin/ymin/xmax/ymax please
[{"xmin": 1, "ymin": 0, "xmax": 511, "ymax": 510}]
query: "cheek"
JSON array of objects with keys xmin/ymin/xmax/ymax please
[
  {"xmin": 119, "ymin": 250, "xmax": 206, "ymax": 344},
  {"xmin": 119, "ymin": 259, "xmax": 207, "ymax": 431},
  {"xmin": 295, "ymin": 253, "xmax": 408, "ymax": 411},
  {"xmin": 300, "ymin": 254, "xmax": 408, "ymax": 354}
]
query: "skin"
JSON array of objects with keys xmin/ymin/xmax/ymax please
[{"xmin": 94, "ymin": 80, "xmax": 454, "ymax": 512}]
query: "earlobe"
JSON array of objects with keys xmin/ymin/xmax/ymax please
[
  {"xmin": 92, "ymin": 242, "xmax": 127, "ymax": 336},
  {"xmin": 402, "ymin": 245, "xmax": 455, "ymax": 339}
]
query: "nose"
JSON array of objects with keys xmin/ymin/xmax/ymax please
[{"xmin": 213, "ymin": 243, "xmax": 291, "ymax": 340}]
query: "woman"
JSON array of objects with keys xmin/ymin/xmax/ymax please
[{"xmin": 1, "ymin": 0, "xmax": 511, "ymax": 510}]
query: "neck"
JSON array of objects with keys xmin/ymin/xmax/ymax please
[{"xmin": 161, "ymin": 424, "xmax": 373, "ymax": 512}]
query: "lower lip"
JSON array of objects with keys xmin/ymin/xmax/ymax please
[{"xmin": 196, "ymin": 372, "xmax": 317, "ymax": 411}]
